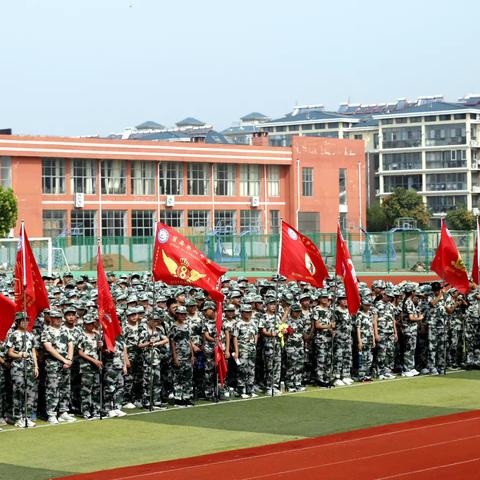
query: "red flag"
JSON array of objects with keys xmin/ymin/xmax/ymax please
[
  {"xmin": 335, "ymin": 224, "xmax": 360, "ymax": 315},
  {"xmin": 0, "ymin": 293, "xmax": 15, "ymax": 341},
  {"xmin": 14, "ymin": 223, "xmax": 50, "ymax": 330},
  {"xmin": 278, "ymin": 220, "xmax": 329, "ymax": 287},
  {"xmin": 214, "ymin": 301, "xmax": 227, "ymax": 385},
  {"xmin": 472, "ymin": 220, "xmax": 480, "ymax": 285},
  {"xmin": 431, "ymin": 221, "xmax": 470, "ymax": 294},
  {"xmin": 152, "ymin": 222, "xmax": 227, "ymax": 301},
  {"xmin": 97, "ymin": 244, "xmax": 122, "ymax": 352}
]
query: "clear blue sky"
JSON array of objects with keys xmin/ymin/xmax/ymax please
[{"xmin": 2, "ymin": 0, "xmax": 478, "ymax": 136}]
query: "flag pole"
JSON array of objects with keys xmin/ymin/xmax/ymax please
[
  {"xmin": 21, "ymin": 220, "xmax": 28, "ymax": 428},
  {"xmin": 97, "ymin": 237, "xmax": 104, "ymax": 420},
  {"xmin": 149, "ymin": 223, "xmax": 158, "ymax": 411}
]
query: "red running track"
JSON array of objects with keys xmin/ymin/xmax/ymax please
[{"xmin": 58, "ymin": 410, "xmax": 480, "ymax": 480}]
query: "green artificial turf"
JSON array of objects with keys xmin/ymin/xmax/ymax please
[{"xmin": 1, "ymin": 371, "xmax": 480, "ymax": 480}]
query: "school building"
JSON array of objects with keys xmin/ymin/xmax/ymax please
[{"xmin": 0, "ymin": 134, "xmax": 365, "ymax": 238}]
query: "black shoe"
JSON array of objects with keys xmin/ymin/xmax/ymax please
[
  {"xmin": 317, "ymin": 381, "xmax": 329, "ymax": 388},
  {"xmin": 174, "ymin": 399, "xmax": 185, "ymax": 407},
  {"xmin": 184, "ymin": 399, "xmax": 194, "ymax": 407}
]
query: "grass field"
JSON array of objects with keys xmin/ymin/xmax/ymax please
[{"xmin": 1, "ymin": 371, "xmax": 480, "ymax": 480}]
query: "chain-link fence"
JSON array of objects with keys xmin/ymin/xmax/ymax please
[{"xmin": 49, "ymin": 230, "xmax": 476, "ymax": 274}]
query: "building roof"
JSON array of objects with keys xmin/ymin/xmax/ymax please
[
  {"xmin": 175, "ymin": 117, "xmax": 206, "ymax": 127},
  {"xmin": 265, "ymin": 109, "xmax": 354, "ymax": 125},
  {"xmin": 222, "ymin": 125, "xmax": 260, "ymax": 135},
  {"xmin": 240, "ymin": 112, "xmax": 269, "ymax": 121},
  {"xmin": 373, "ymin": 101, "xmax": 480, "ymax": 119},
  {"xmin": 135, "ymin": 121, "xmax": 165, "ymax": 130}
]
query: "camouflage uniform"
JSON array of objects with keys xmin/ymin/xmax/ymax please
[
  {"xmin": 187, "ymin": 313, "xmax": 205, "ymax": 398},
  {"xmin": 0, "ymin": 341, "xmax": 6, "ymax": 418},
  {"xmin": 333, "ymin": 307, "xmax": 352, "ymax": 379},
  {"xmin": 66, "ymin": 324, "xmax": 83, "ymax": 413},
  {"xmin": 123, "ymin": 323, "xmax": 143, "ymax": 404},
  {"xmin": 203, "ymin": 317, "xmax": 226, "ymax": 398},
  {"xmin": 356, "ymin": 310, "xmax": 374, "ymax": 378},
  {"xmin": 259, "ymin": 313, "xmax": 282, "ymax": 390},
  {"xmin": 402, "ymin": 298, "xmax": 419, "ymax": 372},
  {"xmin": 375, "ymin": 300, "xmax": 396, "ymax": 375},
  {"xmin": 41, "ymin": 325, "xmax": 73, "ymax": 417},
  {"xmin": 429, "ymin": 295, "xmax": 447, "ymax": 372},
  {"xmin": 284, "ymin": 313, "xmax": 306, "ymax": 389},
  {"xmin": 447, "ymin": 296, "xmax": 464, "ymax": 368},
  {"xmin": 314, "ymin": 307, "xmax": 334, "ymax": 384},
  {"xmin": 6, "ymin": 330, "xmax": 36, "ymax": 421},
  {"xmin": 103, "ymin": 337, "xmax": 126, "ymax": 411},
  {"xmin": 234, "ymin": 318, "xmax": 258, "ymax": 394},
  {"xmin": 169, "ymin": 322, "xmax": 193, "ymax": 401},
  {"xmin": 300, "ymin": 308, "xmax": 315, "ymax": 384},
  {"xmin": 465, "ymin": 298, "xmax": 480, "ymax": 367},
  {"xmin": 78, "ymin": 330, "xmax": 101, "ymax": 417},
  {"xmin": 138, "ymin": 325, "xmax": 164, "ymax": 407}
]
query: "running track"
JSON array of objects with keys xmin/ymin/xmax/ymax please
[{"xmin": 58, "ymin": 410, "xmax": 480, "ymax": 480}]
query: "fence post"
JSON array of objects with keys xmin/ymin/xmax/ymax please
[{"xmin": 401, "ymin": 231, "xmax": 406, "ymax": 269}]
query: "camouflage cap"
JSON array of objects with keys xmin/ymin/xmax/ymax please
[
  {"xmin": 175, "ymin": 306, "xmax": 187, "ymax": 315},
  {"xmin": 290, "ymin": 303, "xmax": 302, "ymax": 312},
  {"xmin": 126, "ymin": 307, "xmax": 137, "ymax": 316},
  {"xmin": 14, "ymin": 312, "xmax": 28, "ymax": 322},
  {"xmin": 49, "ymin": 309, "xmax": 63, "ymax": 318},
  {"xmin": 64, "ymin": 306, "xmax": 77, "ymax": 315},
  {"xmin": 229, "ymin": 290, "xmax": 242, "ymax": 298},
  {"xmin": 83, "ymin": 315, "xmax": 96, "ymax": 324},
  {"xmin": 185, "ymin": 298, "xmax": 197, "ymax": 307},
  {"xmin": 126, "ymin": 295, "xmax": 138, "ymax": 304},
  {"xmin": 224, "ymin": 303, "xmax": 236, "ymax": 311},
  {"xmin": 202, "ymin": 301, "xmax": 216, "ymax": 311},
  {"xmin": 240, "ymin": 304, "xmax": 253, "ymax": 313}
]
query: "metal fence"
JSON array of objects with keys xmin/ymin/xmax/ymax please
[{"xmin": 48, "ymin": 230, "xmax": 477, "ymax": 274}]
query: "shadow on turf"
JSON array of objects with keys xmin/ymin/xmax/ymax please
[
  {"xmin": 0, "ymin": 464, "xmax": 73, "ymax": 480},
  {"xmin": 121, "ymin": 396, "xmax": 467, "ymax": 438}
]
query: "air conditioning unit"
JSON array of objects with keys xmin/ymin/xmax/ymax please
[
  {"xmin": 250, "ymin": 196, "xmax": 260, "ymax": 207},
  {"xmin": 74, "ymin": 193, "xmax": 84, "ymax": 208},
  {"xmin": 473, "ymin": 208, "xmax": 480, "ymax": 216},
  {"xmin": 165, "ymin": 195, "xmax": 175, "ymax": 207}
]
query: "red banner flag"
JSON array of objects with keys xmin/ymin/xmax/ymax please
[
  {"xmin": 472, "ymin": 220, "xmax": 480, "ymax": 285},
  {"xmin": 152, "ymin": 222, "xmax": 227, "ymax": 301},
  {"xmin": 0, "ymin": 293, "xmax": 15, "ymax": 341},
  {"xmin": 335, "ymin": 224, "xmax": 360, "ymax": 315},
  {"xmin": 97, "ymin": 244, "xmax": 122, "ymax": 352},
  {"xmin": 431, "ymin": 221, "xmax": 470, "ymax": 294},
  {"xmin": 278, "ymin": 220, "xmax": 329, "ymax": 287},
  {"xmin": 14, "ymin": 223, "xmax": 50, "ymax": 330}
]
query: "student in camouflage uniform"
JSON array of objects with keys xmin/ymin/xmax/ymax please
[
  {"xmin": 260, "ymin": 298, "xmax": 287, "ymax": 395},
  {"xmin": 299, "ymin": 293, "xmax": 315, "ymax": 385},
  {"xmin": 138, "ymin": 314, "xmax": 168, "ymax": 409},
  {"xmin": 375, "ymin": 288, "xmax": 397, "ymax": 379},
  {"xmin": 446, "ymin": 289, "xmax": 467, "ymax": 369},
  {"xmin": 6, "ymin": 313, "xmax": 38, "ymax": 427},
  {"xmin": 356, "ymin": 299, "xmax": 375, "ymax": 381},
  {"xmin": 63, "ymin": 306, "xmax": 82, "ymax": 414},
  {"xmin": 314, "ymin": 290, "xmax": 335, "ymax": 387},
  {"xmin": 283, "ymin": 304, "xmax": 306, "ymax": 391},
  {"xmin": 465, "ymin": 291, "xmax": 480, "ymax": 368},
  {"xmin": 77, "ymin": 315, "xmax": 102, "ymax": 419},
  {"xmin": 41, "ymin": 309, "xmax": 75, "ymax": 424},
  {"xmin": 186, "ymin": 298, "xmax": 205, "ymax": 399},
  {"xmin": 103, "ymin": 335, "xmax": 128, "ymax": 417},
  {"xmin": 169, "ymin": 306, "xmax": 194, "ymax": 406},
  {"xmin": 428, "ymin": 283, "xmax": 447, "ymax": 375},
  {"xmin": 333, "ymin": 291, "xmax": 353, "ymax": 386},
  {"xmin": 123, "ymin": 307, "xmax": 143, "ymax": 408},
  {"xmin": 0, "ymin": 339, "xmax": 8, "ymax": 428},
  {"xmin": 233, "ymin": 304, "xmax": 258, "ymax": 398},
  {"xmin": 402, "ymin": 287, "xmax": 423, "ymax": 377}
]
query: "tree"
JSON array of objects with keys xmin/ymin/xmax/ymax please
[
  {"xmin": 445, "ymin": 206, "xmax": 476, "ymax": 231},
  {"xmin": 381, "ymin": 188, "xmax": 429, "ymax": 229},
  {"xmin": 0, "ymin": 187, "xmax": 18, "ymax": 238},
  {"xmin": 366, "ymin": 201, "xmax": 388, "ymax": 231}
]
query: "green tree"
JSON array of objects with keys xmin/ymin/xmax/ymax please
[
  {"xmin": 381, "ymin": 188, "xmax": 429, "ymax": 229},
  {"xmin": 366, "ymin": 201, "xmax": 388, "ymax": 231},
  {"xmin": 0, "ymin": 187, "xmax": 18, "ymax": 237},
  {"xmin": 445, "ymin": 206, "xmax": 476, "ymax": 231}
]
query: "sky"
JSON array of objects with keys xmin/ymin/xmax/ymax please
[{"xmin": 1, "ymin": 0, "xmax": 479, "ymax": 136}]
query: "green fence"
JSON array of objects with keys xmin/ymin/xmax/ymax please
[{"xmin": 48, "ymin": 230, "xmax": 477, "ymax": 274}]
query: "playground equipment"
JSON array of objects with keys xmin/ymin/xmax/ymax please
[{"xmin": 206, "ymin": 225, "xmax": 251, "ymax": 263}]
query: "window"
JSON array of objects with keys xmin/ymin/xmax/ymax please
[
  {"xmin": 187, "ymin": 163, "xmax": 210, "ymax": 195},
  {"xmin": 383, "ymin": 175, "xmax": 422, "ymax": 193},
  {"xmin": 298, "ymin": 212, "xmax": 319, "ymax": 232},
  {"xmin": 424, "ymin": 115, "xmax": 437, "ymax": 122},
  {"xmin": 215, "ymin": 164, "xmax": 236, "ymax": 196},
  {"xmin": 425, "ymin": 173, "xmax": 467, "ymax": 191},
  {"xmin": 425, "ymin": 124, "xmax": 466, "ymax": 146},
  {"xmin": 268, "ymin": 165, "xmax": 280, "ymax": 197},
  {"xmin": 71, "ymin": 159, "xmax": 96, "ymax": 194},
  {"xmin": 382, "ymin": 119, "xmax": 394, "ymax": 125},
  {"xmin": 328, "ymin": 123, "xmax": 339, "ymax": 129},
  {"xmin": 383, "ymin": 152, "xmax": 422, "ymax": 171},
  {"xmin": 339, "ymin": 212, "xmax": 347, "ymax": 232},
  {"xmin": 302, "ymin": 124, "xmax": 313, "ymax": 131},
  {"xmin": 339, "ymin": 168, "xmax": 347, "ymax": 205},
  {"xmin": 270, "ymin": 210, "xmax": 280, "ymax": 234},
  {"xmin": 159, "ymin": 162, "xmax": 183, "ymax": 195},
  {"xmin": 214, "ymin": 210, "xmax": 236, "ymax": 233},
  {"xmin": 188, "ymin": 210, "xmax": 210, "ymax": 229},
  {"xmin": 0, "ymin": 157, "xmax": 11, "ymax": 188},
  {"xmin": 268, "ymin": 134, "xmax": 293, "ymax": 147},
  {"xmin": 302, "ymin": 167, "xmax": 313, "ymax": 196},
  {"xmin": 427, "ymin": 196, "xmax": 467, "ymax": 213},
  {"xmin": 240, "ymin": 165, "xmax": 260, "ymax": 196},
  {"xmin": 354, "ymin": 134, "xmax": 363, "ymax": 140},
  {"xmin": 439, "ymin": 115, "xmax": 451, "ymax": 121},
  {"xmin": 382, "ymin": 127, "xmax": 422, "ymax": 148},
  {"xmin": 313, "ymin": 123, "xmax": 325, "ymax": 129},
  {"xmin": 395, "ymin": 118, "xmax": 408, "ymax": 124},
  {"xmin": 43, "ymin": 210, "xmax": 66, "ymax": 237},
  {"xmin": 71, "ymin": 210, "xmax": 97, "ymax": 236},
  {"xmin": 132, "ymin": 210, "xmax": 155, "ymax": 237},
  {"xmin": 426, "ymin": 150, "xmax": 467, "ymax": 169},
  {"xmin": 159, "ymin": 210, "xmax": 183, "ymax": 228},
  {"xmin": 101, "ymin": 160, "xmax": 126, "ymax": 194},
  {"xmin": 102, "ymin": 210, "xmax": 126, "ymax": 237},
  {"xmin": 42, "ymin": 158, "xmax": 65, "ymax": 194},
  {"xmin": 240, "ymin": 210, "xmax": 262, "ymax": 233},
  {"xmin": 288, "ymin": 125, "xmax": 299, "ymax": 132},
  {"xmin": 131, "ymin": 161, "xmax": 155, "ymax": 195}
]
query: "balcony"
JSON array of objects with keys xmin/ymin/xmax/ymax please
[
  {"xmin": 382, "ymin": 140, "xmax": 422, "ymax": 149},
  {"xmin": 425, "ymin": 183, "xmax": 467, "ymax": 192}
]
